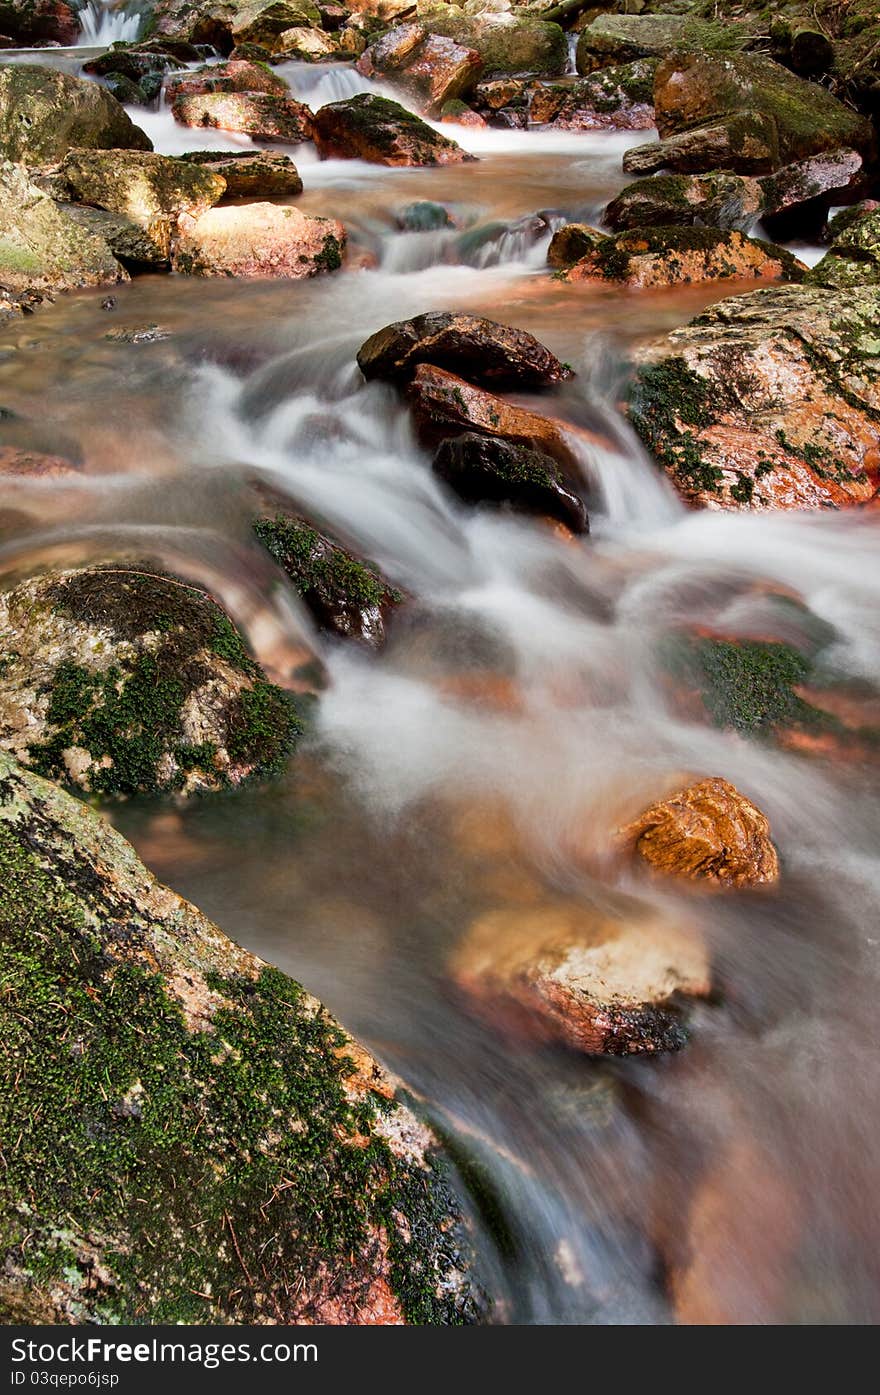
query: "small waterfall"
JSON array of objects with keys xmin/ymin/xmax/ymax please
[{"xmin": 76, "ymin": 0, "xmax": 142, "ymax": 46}]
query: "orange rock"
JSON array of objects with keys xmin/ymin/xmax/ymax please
[
  {"xmin": 563, "ymin": 228, "xmax": 804, "ymax": 290},
  {"xmin": 0, "ymin": 447, "xmax": 80, "ymax": 477},
  {"xmin": 451, "ymin": 898, "xmax": 710, "ymax": 1055},
  {"xmin": 620, "ymin": 777, "xmax": 779, "ymax": 888}
]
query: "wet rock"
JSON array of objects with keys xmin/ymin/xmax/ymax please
[
  {"xmin": 440, "ymin": 99, "xmax": 486, "ymax": 128},
  {"xmin": 165, "ymin": 57, "xmax": 290, "ymax": 100},
  {"xmin": 357, "ymin": 25, "xmax": 484, "ymax": 116},
  {"xmin": 406, "ymin": 364, "xmax": 582, "ymax": 475},
  {"xmin": 276, "ymin": 24, "xmax": 339, "ymax": 58},
  {"xmin": 605, "ymin": 173, "xmax": 764, "ymax": 234},
  {"xmin": 562, "ymin": 227, "xmax": 804, "ymax": 291},
  {"xmin": 759, "ymin": 148, "xmax": 864, "ymax": 241},
  {"xmin": 433, "ymin": 432, "xmax": 588, "ymax": 533},
  {"xmin": 231, "ymin": 0, "xmax": 322, "ymax": 51},
  {"xmin": 0, "ymin": 162, "xmax": 124, "ymax": 298},
  {"xmin": 628, "ymin": 283, "xmax": 880, "ymax": 510},
  {"xmin": 807, "ymin": 208, "xmax": 880, "ymax": 288},
  {"xmin": 620, "ymin": 777, "xmax": 779, "ymax": 888},
  {"xmin": 357, "ymin": 311, "xmax": 570, "ymax": 390},
  {"xmin": 171, "ymin": 90, "xmax": 315, "ymax": 142},
  {"xmin": 58, "ymin": 149, "xmax": 226, "ymax": 230},
  {"xmin": 0, "ymin": 0, "xmax": 78, "ymax": 44},
  {"xmin": 652, "ymin": 52, "xmax": 873, "ymax": 172},
  {"xmin": 313, "ymin": 92, "xmax": 473, "ymax": 165},
  {"xmin": 0, "ymin": 445, "xmax": 79, "ymax": 476},
  {"xmin": 396, "ymin": 199, "xmax": 457, "ymax": 231},
  {"xmin": 418, "ymin": 7, "xmax": 567, "ymax": 79},
  {"xmin": 0, "ymin": 65, "xmax": 152, "ymax": 166},
  {"xmin": 0, "ymin": 748, "xmax": 482, "ymax": 1323},
  {"xmin": 81, "ymin": 45, "xmax": 184, "ymax": 82},
  {"xmin": 576, "ymin": 13, "xmax": 746, "ymax": 75},
  {"xmin": 529, "ymin": 59, "xmax": 655, "ymax": 130},
  {"xmin": 254, "ymin": 513, "xmax": 402, "ymax": 646},
  {"xmin": 180, "ymin": 149, "xmax": 303, "ymax": 197},
  {"xmin": 0, "ymin": 565, "xmax": 301, "ymax": 798},
  {"xmin": 58, "ymin": 205, "xmax": 171, "ymax": 272},
  {"xmin": 173, "ymin": 203, "xmax": 345, "ymax": 277},
  {"xmin": 622, "ymin": 114, "xmax": 783, "ymax": 179},
  {"xmin": 546, "ymin": 222, "xmax": 605, "ymax": 269},
  {"xmin": 473, "ymin": 76, "xmax": 523, "ymax": 111},
  {"xmin": 103, "ymin": 72, "xmax": 163, "ymax": 108},
  {"xmin": 451, "ymin": 897, "xmax": 710, "ymax": 1055}
]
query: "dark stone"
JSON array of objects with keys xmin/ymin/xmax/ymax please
[
  {"xmin": 357, "ymin": 311, "xmax": 570, "ymax": 390},
  {"xmin": 433, "ymin": 433, "xmax": 588, "ymax": 533}
]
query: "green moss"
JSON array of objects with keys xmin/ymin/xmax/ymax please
[
  {"xmin": 628, "ymin": 358, "xmax": 723, "ymax": 495},
  {"xmin": 21, "ymin": 568, "xmax": 299, "ymax": 797},
  {"xmin": 313, "ymin": 232, "xmax": 343, "ymax": 273},
  {"xmin": 0, "ymin": 803, "xmax": 477, "ymax": 1324},
  {"xmin": 255, "ymin": 515, "xmax": 400, "ymax": 621},
  {"xmin": 671, "ymin": 636, "xmax": 834, "ymax": 736}
]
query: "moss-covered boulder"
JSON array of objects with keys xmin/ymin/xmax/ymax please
[
  {"xmin": 0, "ymin": 749, "xmax": 482, "ymax": 1323},
  {"xmin": 562, "ymin": 226, "xmax": 805, "ymax": 291},
  {"xmin": 254, "ymin": 514, "xmax": 402, "ymax": 646},
  {"xmin": 575, "ymin": 13, "xmax": 749, "ymax": 76},
  {"xmin": 81, "ymin": 43, "xmax": 189, "ymax": 84},
  {"xmin": 547, "ymin": 222, "xmax": 605, "ymax": 269},
  {"xmin": 56, "ymin": 204, "xmax": 171, "ymax": 273},
  {"xmin": 433, "ymin": 433, "xmax": 588, "ymax": 534},
  {"xmin": 807, "ymin": 207, "xmax": 880, "ymax": 287},
  {"xmin": 417, "ymin": 5, "xmax": 567, "ymax": 78},
  {"xmin": 312, "ymin": 93, "xmax": 473, "ymax": 166},
  {"xmin": 179, "ymin": 149, "xmax": 303, "ymax": 198},
  {"xmin": 0, "ymin": 66, "xmax": 152, "ymax": 167},
  {"xmin": 58, "ymin": 150, "xmax": 227, "ymax": 235},
  {"xmin": 0, "ymin": 162, "xmax": 125, "ymax": 300},
  {"xmin": 231, "ymin": 0, "xmax": 321, "ymax": 51},
  {"xmin": 357, "ymin": 311, "xmax": 570, "ymax": 391},
  {"xmin": 529, "ymin": 60, "xmax": 656, "ymax": 131},
  {"xmin": 653, "ymin": 51, "xmax": 873, "ymax": 171},
  {"xmin": 604, "ymin": 172, "xmax": 765, "ymax": 235},
  {"xmin": 171, "ymin": 90, "xmax": 315, "ymax": 142},
  {"xmin": 622, "ymin": 112, "xmax": 781, "ymax": 178},
  {"xmin": 0, "ymin": 565, "xmax": 301, "ymax": 799},
  {"xmin": 628, "ymin": 283, "xmax": 880, "ymax": 510},
  {"xmin": 172, "ymin": 204, "xmax": 345, "ymax": 278}
]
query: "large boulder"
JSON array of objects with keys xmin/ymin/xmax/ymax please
[
  {"xmin": 0, "ymin": 749, "xmax": 481, "ymax": 1324},
  {"xmin": 604, "ymin": 173, "xmax": 765, "ymax": 234},
  {"xmin": 58, "ymin": 149, "xmax": 226, "ymax": 230},
  {"xmin": 451, "ymin": 897, "xmax": 710, "ymax": 1056},
  {"xmin": 529, "ymin": 60, "xmax": 656, "ymax": 131},
  {"xmin": 357, "ymin": 25, "xmax": 484, "ymax": 116},
  {"xmin": 150, "ymin": 0, "xmax": 319, "ymax": 49},
  {"xmin": 575, "ymin": 13, "xmax": 748, "ymax": 75},
  {"xmin": 433, "ymin": 433, "xmax": 588, "ymax": 534},
  {"xmin": 619, "ymin": 777, "xmax": 779, "ymax": 888},
  {"xmin": 0, "ymin": 66, "xmax": 152, "ymax": 166},
  {"xmin": 417, "ymin": 7, "xmax": 567, "ymax": 79},
  {"xmin": 57, "ymin": 204, "xmax": 171, "ymax": 272},
  {"xmin": 232, "ymin": 0, "xmax": 321, "ymax": 51},
  {"xmin": 628, "ymin": 284, "xmax": 880, "ymax": 510},
  {"xmin": 356, "ymin": 312, "xmax": 570, "ymax": 390},
  {"xmin": 313, "ymin": 93, "xmax": 473, "ymax": 166},
  {"xmin": 652, "ymin": 52, "xmax": 873, "ymax": 172},
  {"xmin": 180, "ymin": 149, "xmax": 303, "ymax": 197},
  {"xmin": 0, "ymin": 566, "xmax": 301, "ymax": 799},
  {"xmin": 0, "ymin": 162, "xmax": 124, "ymax": 299},
  {"xmin": 562, "ymin": 227, "xmax": 804, "ymax": 291},
  {"xmin": 0, "ymin": 0, "xmax": 78, "ymax": 43},
  {"xmin": 171, "ymin": 91, "xmax": 315, "ymax": 142},
  {"xmin": 622, "ymin": 113, "xmax": 783, "ymax": 178},
  {"xmin": 173, "ymin": 203, "xmax": 345, "ymax": 277},
  {"xmin": 254, "ymin": 513, "xmax": 402, "ymax": 646}
]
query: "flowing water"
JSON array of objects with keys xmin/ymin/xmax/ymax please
[{"xmin": 3, "ymin": 55, "xmax": 880, "ymax": 1323}]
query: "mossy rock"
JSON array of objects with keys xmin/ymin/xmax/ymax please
[
  {"xmin": 0, "ymin": 564, "xmax": 302, "ymax": 799},
  {"xmin": 433, "ymin": 432, "xmax": 588, "ymax": 534},
  {"xmin": 0, "ymin": 65, "xmax": 152, "ymax": 167},
  {"xmin": 576, "ymin": 13, "xmax": 749, "ymax": 76},
  {"xmin": 254, "ymin": 514, "xmax": 403, "ymax": 647},
  {"xmin": 58, "ymin": 149, "xmax": 226, "ymax": 231},
  {"xmin": 0, "ymin": 749, "xmax": 483, "ymax": 1323},
  {"xmin": 418, "ymin": 6, "xmax": 567, "ymax": 78},
  {"xmin": 807, "ymin": 207, "xmax": 880, "ymax": 288},
  {"xmin": 0, "ymin": 0, "xmax": 78, "ymax": 44},
  {"xmin": 313, "ymin": 92, "xmax": 473, "ymax": 166},
  {"xmin": 604, "ymin": 172, "xmax": 765, "ymax": 234},
  {"xmin": 0, "ymin": 161, "xmax": 125, "ymax": 298},
  {"xmin": 666, "ymin": 634, "xmax": 832, "ymax": 737}
]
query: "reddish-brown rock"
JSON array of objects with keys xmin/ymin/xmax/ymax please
[
  {"xmin": 312, "ymin": 93, "xmax": 473, "ymax": 166},
  {"xmin": 173, "ymin": 204, "xmax": 345, "ymax": 278},
  {"xmin": 406, "ymin": 364, "xmax": 583, "ymax": 475},
  {"xmin": 629, "ymin": 283, "xmax": 880, "ymax": 510},
  {"xmin": 357, "ymin": 25, "xmax": 483, "ymax": 116},
  {"xmin": 171, "ymin": 91, "xmax": 315, "ymax": 143},
  {"xmin": 563, "ymin": 227, "xmax": 805, "ymax": 291},
  {"xmin": 529, "ymin": 60, "xmax": 655, "ymax": 131},
  {"xmin": 451, "ymin": 898, "xmax": 710, "ymax": 1055},
  {"xmin": 179, "ymin": 150, "xmax": 303, "ymax": 198},
  {"xmin": 619, "ymin": 777, "xmax": 779, "ymax": 888},
  {"xmin": 357, "ymin": 311, "xmax": 570, "ymax": 391},
  {"xmin": 165, "ymin": 58, "xmax": 289, "ymax": 101}
]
